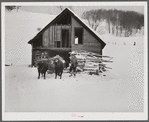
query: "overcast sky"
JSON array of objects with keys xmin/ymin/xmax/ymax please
[{"xmin": 20, "ymin": 6, "xmax": 144, "ymax": 17}]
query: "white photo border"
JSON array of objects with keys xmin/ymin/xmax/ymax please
[{"xmin": 2, "ymin": 1, "xmax": 148, "ymax": 120}]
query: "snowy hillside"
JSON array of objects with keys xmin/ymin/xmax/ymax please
[{"xmin": 5, "ymin": 10, "xmax": 56, "ymax": 65}]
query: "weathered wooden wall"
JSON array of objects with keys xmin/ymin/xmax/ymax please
[
  {"xmin": 42, "ymin": 25, "xmax": 71, "ymax": 48},
  {"xmin": 37, "ymin": 20, "xmax": 102, "ymax": 54},
  {"xmin": 71, "ymin": 17, "xmax": 102, "ymax": 54},
  {"xmin": 42, "ymin": 29, "xmax": 50, "ymax": 47}
]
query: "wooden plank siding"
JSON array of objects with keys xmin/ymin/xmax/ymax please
[
  {"xmin": 49, "ymin": 26, "xmax": 52, "ymax": 47},
  {"xmin": 52, "ymin": 25, "xmax": 53, "ymax": 47},
  {"xmin": 42, "ymin": 29, "xmax": 49, "ymax": 47},
  {"xmin": 60, "ymin": 24, "xmax": 62, "ymax": 47},
  {"xmin": 42, "ymin": 25, "xmax": 71, "ymax": 48}
]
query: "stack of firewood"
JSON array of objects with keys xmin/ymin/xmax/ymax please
[{"xmin": 69, "ymin": 50, "xmax": 113, "ymax": 74}]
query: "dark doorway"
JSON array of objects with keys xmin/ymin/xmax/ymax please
[{"xmin": 62, "ymin": 29, "xmax": 69, "ymax": 47}]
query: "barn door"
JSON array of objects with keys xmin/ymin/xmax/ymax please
[{"xmin": 62, "ymin": 29, "xmax": 69, "ymax": 48}]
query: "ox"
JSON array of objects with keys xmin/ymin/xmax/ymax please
[
  {"xmin": 37, "ymin": 61, "xmax": 49, "ymax": 79},
  {"xmin": 53, "ymin": 56, "xmax": 65, "ymax": 79}
]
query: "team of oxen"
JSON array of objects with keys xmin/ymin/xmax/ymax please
[{"xmin": 37, "ymin": 54, "xmax": 78, "ymax": 79}]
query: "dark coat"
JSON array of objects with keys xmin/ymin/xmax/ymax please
[
  {"xmin": 69, "ymin": 55, "xmax": 78, "ymax": 77},
  {"xmin": 70, "ymin": 55, "xmax": 78, "ymax": 67}
]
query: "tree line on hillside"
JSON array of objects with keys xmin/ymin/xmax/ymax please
[
  {"xmin": 5, "ymin": 6, "xmax": 21, "ymax": 12},
  {"xmin": 81, "ymin": 9, "xmax": 144, "ymax": 37}
]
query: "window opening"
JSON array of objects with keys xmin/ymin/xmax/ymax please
[{"xmin": 74, "ymin": 28, "xmax": 83, "ymax": 44}]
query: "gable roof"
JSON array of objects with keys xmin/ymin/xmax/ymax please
[{"xmin": 28, "ymin": 8, "xmax": 106, "ymax": 48}]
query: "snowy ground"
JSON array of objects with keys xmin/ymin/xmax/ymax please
[{"xmin": 5, "ymin": 36, "xmax": 144, "ymax": 112}]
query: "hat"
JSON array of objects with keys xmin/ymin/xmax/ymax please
[{"xmin": 71, "ymin": 51, "xmax": 75, "ymax": 55}]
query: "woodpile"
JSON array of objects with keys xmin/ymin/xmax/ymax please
[{"xmin": 69, "ymin": 50, "xmax": 113, "ymax": 75}]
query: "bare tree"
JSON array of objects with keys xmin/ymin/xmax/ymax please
[
  {"xmin": 82, "ymin": 10, "xmax": 103, "ymax": 31},
  {"xmin": 57, "ymin": 6, "xmax": 64, "ymax": 12}
]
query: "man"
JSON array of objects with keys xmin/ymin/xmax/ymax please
[{"xmin": 69, "ymin": 52, "xmax": 78, "ymax": 77}]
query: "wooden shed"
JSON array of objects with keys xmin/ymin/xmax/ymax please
[{"xmin": 28, "ymin": 8, "xmax": 106, "ymax": 67}]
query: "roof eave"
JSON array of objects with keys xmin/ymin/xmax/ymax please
[{"xmin": 28, "ymin": 39, "xmax": 33, "ymax": 44}]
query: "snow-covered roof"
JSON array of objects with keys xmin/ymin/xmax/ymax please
[{"xmin": 28, "ymin": 8, "xmax": 106, "ymax": 47}]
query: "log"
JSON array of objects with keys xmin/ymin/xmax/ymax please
[
  {"xmin": 105, "ymin": 66, "xmax": 112, "ymax": 69},
  {"xmin": 101, "ymin": 59, "xmax": 113, "ymax": 63}
]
